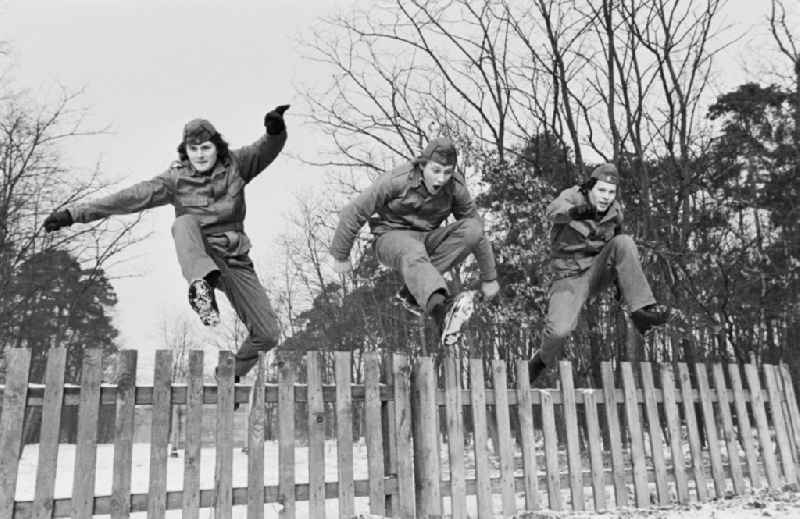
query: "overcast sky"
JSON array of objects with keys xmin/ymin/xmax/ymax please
[{"xmin": 0, "ymin": 0, "xmax": 780, "ymax": 377}]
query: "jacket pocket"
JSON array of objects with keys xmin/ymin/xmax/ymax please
[{"xmin": 180, "ymin": 195, "xmax": 210, "ymax": 207}]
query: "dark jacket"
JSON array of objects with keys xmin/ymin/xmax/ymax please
[
  {"xmin": 547, "ymin": 186, "xmax": 623, "ymax": 278},
  {"xmin": 67, "ymin": 131, "xmax": 287, "ymax": 255},
  {"xmin": 330, "ymin": 161, "xmax": 497, "ymax": 281}
]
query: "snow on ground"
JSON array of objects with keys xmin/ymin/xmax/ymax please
[
  {"xmin": 517, "ymin": 487, "xmax": 800, "ymax": 518},
  {"xmin": 15, "ymin": 441, "xmax": 800, "ymax": 518}
]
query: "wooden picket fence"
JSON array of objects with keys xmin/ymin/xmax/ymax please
[{"xmin": 1, "ymin": 347, "xmax": 800, "ymax": 518}]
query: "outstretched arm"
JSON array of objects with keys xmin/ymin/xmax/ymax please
[
  {"xmin": 56, "ymin": 171, "xmax": 175, "ymax": 227},
  {"xmin": 234, "ymin": 105, "xmax": 289, "ymax": 183}
]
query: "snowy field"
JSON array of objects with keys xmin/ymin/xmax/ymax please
[{"xmin": 15, "ymin": 441, "xmax": 800, "ymax": 518}]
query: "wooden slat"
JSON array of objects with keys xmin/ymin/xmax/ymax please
[
  {"xmin": 182, "ymin": 350, "xmax": 203, "ymax": 519},
  {"xmin": 712, "ymin": 363, "xmax": 745, "ymax": 495},
  {"xmin": 779, "ymin": 363, "xmax": 800, "ymax": 461},
  {"xmin": 393, "ymin": 354, "xmax": 415, "ymax": 518},
  {"xmin": 660, "ymin": 364, "xmax": 689, "ymax": 504},
  {"xmin": 583, "ymin": 389, "xmax": 607, "ymax": 512},
  {"xmin": 492, "ymin": 361, "xmax": 516, "ymax": 517},
  {"xmin": 540, "ymin": 388, "xmax": 561, "ymax": 511},
  {"xmin": 621, "ymin": 362, "xmax": 649, "ymax": 508},
  {"xmin": 677, "ymin": 362, "xmax": 708, "ymax": 501},
  {"xmin": 445, "ymin": 356, "xmax": 467, "ymax": 519},
  {"xmin": 729, "ymin": 363, "xmax": 761, "ymax": 488},
  {"xmin": 515, "ymin": 361, "xmax": 539, "ymax": 512},
  {"xmin": 32, "ymin": 347, "xmax": 66, "ymax": 519},
  {"xmin": 279, "ymin": 357, "xmax": 297, "ymax": 519},
  {"xmin": 335, "ymin": 351, "xmax": 354, "ymax": 519},
  {"xmin": 0, "ymin": 348, "xmax": 31, "ymax": 519},
  {"xmin": 469, "ymin": 358, "xmax": 493, "ymax": 518},
  {"xmin": 71, "ymin": 348, "xmax": 102, "ymax": 518},
  {"xmin": 364, "ymin": 352, "xmax": 385, "ymax": 515},
  {"xmin": 640, "ymin": 363, "xmax": 668, "ymax": 504},
  {"xmin": 744, "ymin": 362, "xmax": 781, "ymax": 488},
  {"xmin": 559, "ymin": 361, "xmax": 585, "ymax": 511},
  {"xmin": 694, "ymin": 363, "xmax": 726, "ymax": 497},
  {"xmin": 413, "ymin": 357, "xmax": 441, "ymax": 517},
  {"xmin": 600, "ymin": 362, "xmax": 627, "ymax": 506},
  {"xmin": 214, "ymin": 351, "xmax": 235, "ymax": 519},
  {"xmin": 247, "ymin": 354, "xmax": 266, "ymax": 519},
  {"xmin": 306, "ymin": 351, "xmax": 326, "ymax": 519},
  {"xmin": 381, "ymin": 353, "xmax": 397, "ymax": 516},
  {"xmin": 148, "ymin": 350, "xmax": 173, "ymax": 519},
  {"xmin": 111, "ymin": 350, "xmax": 138, "ymax": 519},
  {"xmin": 764, "ymin": 365, "xmax": 797, "ymax": 484}
]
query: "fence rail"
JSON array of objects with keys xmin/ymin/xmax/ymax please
[{"xmin": 1, "ymin": 347, "xmax": 799, "ymax": 518}]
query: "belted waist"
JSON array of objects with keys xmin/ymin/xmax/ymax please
[{"xmin": 202, "ymin": 221, "xmax": 244, "ymax": 235}]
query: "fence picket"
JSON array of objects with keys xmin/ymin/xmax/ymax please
[
  {"xmin": 729, "ymin": 363, "xmax": 761, "ymax": 489},
  {"xmin": 492, "ymin": 361, "xmax": 516, "ymax": 517},
  {"xmin": 660, "ymin": 364, "xmax": 689, "ymax": 504},
  {"xmin": 621, "ymin": 362, "xmax": 649, "ymax": 508},
  {"xmin": 559, "ymin": 361, "xmax": 585, "ymax": 510},
  {"xmin": 515, "ymin": 361, "xmax": 539, "ymax": 512},
  {"xmin": 32, "ymin": 347, "xmax": 66, "ymax": 519},
  {"xmin": 306, "ymin": 351, "xmax": 326, "ymax": 518},
  {"xmin": 779, "ymin": 363, "xmax": 800, "ymax": 461},
  {"xmin": 694, "ymin": 363, "xmax": 726, "ymax": 497},
  {"xmin": 711, "ymin": 363, "xmax": 745, "ymax": 495},
  {"xmin": 445, "ymin": 356, "xmax": 467, "ymax": 519},
  {"xmin": 335, "ymin": 351, "xmax": 354, "ymax": 519},
  {"xmin": 639, "ymin": 363, "xmax": 668, "ymax": 505},
  {"xmin": 744, "ymin": 363, "xmax": 781, "ymax": 488},
  {"xmin": 678, "ymin": 362, "xmax": 708, "ymax": 501},
  {"xmin": 214, "ymin": 351, "xmax": 235, "ymax": 519},
  {"xmin": 147, "ymin": 350, "xmax": 173, "ymax": 519},
  {"xmin": 279, "ymin": 357, "xmax": 297, "ymax": 519},
  {"xmin": 413, "ymin": 357, "xmax": 441, "ymax": 517},
  {"xmin": 393, "ymin": 354, "xmax": 415, "ymax": 519},
  {"xmin": 600, "ymin": 362, "xmax": 627, "ymax": 506},
  {"xmin": 182, "ymin": 350, "xmax": 204, "ymax": 519},
  {"xmin": 583, "ymin": 389, "xmax": 607, "ymax": 511},
  {"xmin": 247, "ymin": 353, "xmax": 266, "ymax": 519},
  {"xmin": 365, "ymin": 352, "xmax": 386, "ymax": 516},
  {"xmin": 540, "ymin": 388, "xmax": 561, "ymax": 511},
  {"xmin": 764, "ymin": 365, "xmax": 797, "ymax": 484},
  {"xmin": 0, "ymin": 348, "xmax": 31, "ymax": 519},
  {"xmin": 71, "ymin": 348, "xmax": 102, "ymax": 518},
  {"xmin": 470, "ymin": 358, "xmax": 494, "ymax": 518}
]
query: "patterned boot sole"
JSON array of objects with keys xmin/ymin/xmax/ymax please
[
  {"xmin": 441, "ymin": 290, "xmax": 477, "ymax": 347},
  {"xmin": 189, "ymin": 280, "xmax": 220, "ymax": 327}
]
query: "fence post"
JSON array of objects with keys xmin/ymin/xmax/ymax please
[
  {"xmin": 413, "ymin": 356, "xmax": 442, "ymax": 518},
  {"xmin": 0, "ymin": 348, "xmax": 31, "ymax": 519},
  {"xmin": 394, "ymin": 354, "xmax": 416, "ymax": 518}
]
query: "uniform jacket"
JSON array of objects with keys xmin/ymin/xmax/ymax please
[
  {"xmin": 547, "ymin": 186, "xmax": 623, "ymax": 278},
  {"xmin": 330, "ymin": 161, "xmax": 497, "ymax": 281},
  {"xmin": 67, "ymin": 131, "xmax": 287, "ymax": 256}
]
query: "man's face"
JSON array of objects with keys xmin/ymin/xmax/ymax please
[
  {"xmin": 588, "ymin": 180, "xmax": 617, "ymax": 212},
  {"xmin": 422, "ymin": 160, "xmax": 455, "ymax": 195},
  {"xmin": 186, "ymin": 141, "xmax": 218, "ymax": 173}
]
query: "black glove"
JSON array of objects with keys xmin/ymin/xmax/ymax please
[
  {"xmin": 263, "ymin": 104, "xmax": 290, "ymax": 135},
  {"xmin": 43, "ymin": 209, "xmax": 73, "ymax": 232},
  {"xmin": 568, "ymin": 204, "xmax": 597, "ymax": 220}
]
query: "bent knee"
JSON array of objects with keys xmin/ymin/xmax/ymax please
[{"xmin": 459, "ymin": 217, "xmax": 484, "ymax": 247}]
